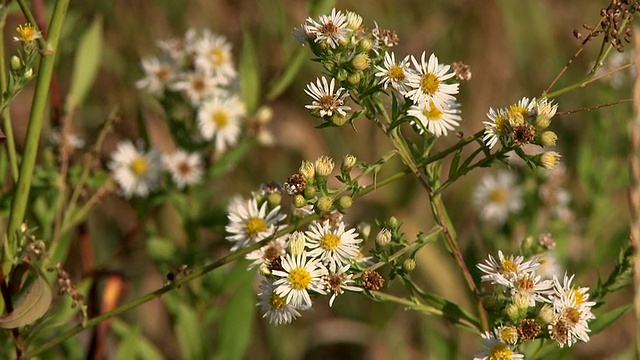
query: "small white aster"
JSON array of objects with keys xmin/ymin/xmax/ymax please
[
  {"xmin": 473, "ymin": 330, "xmax": 524, "ymax": 360},
  {"xmin": 109, "ymin": 140, "xmax": 162, "ymax": 198},
  {"xmin": 473, "ymin": 170, "xmax": 523, "ymax": 226},
  {"xmin": 305, "ymin": 220, "xmax": 362, "ymax": 270},
  {"xmin": 374, "ymin": 52, "xmax": 413, "ymax": 95},
  {"xmin": 257, "ymin": 278, "xmax": 302, "ymax": 325},
  {"xmin": 225, "ymin": 198, "xmax": 286, "ymax": 251},
  {"xmin": 245, "ymin": 235, "xmax": 288, "ymax": 270},
  {"xmin": 171, "ymin": 71, "xmax": 224, "ymax": 106},
  {"xmin": 548, "ymin": 273, "xmax": 596, "ymax": 348},
  {"xmin": 324, "ymin": 264, "xmax": 362, "ymax": 307},
  {"xmin": 197, "ymin": 95, "xmax": 245, "ymax": 153},
  {"xmin": 477, "ymin": 250, "xmax": 541, "ymax": 287},
  {"xmin": 156, "ymin": 29, "xmax": 197, "ymax": 61},
  {"xmin": 162, "ymin": 149, "xmax": 204, "ymax": 189},
  {"xmin": 136, "ymin": 57, "xmax": 176, "ymax": 95},
  {"xmin": 407, "ymin": 100, "xmax": 461, "ymax": 137},
  {"xmin": 510, "ymin": 272, "xmax": 554, "ymax": 306},
  {"xmin": 193, "ymin": 30, "xmax": 236, "ymax": 84},
  {"xmin": 272, "ymin": 252, "xmax": 328, "ymax": 308},
  {"xmin": 405, "ymin": 52, "xmax": 459, "ymax": 111},
  {"xmin": 304, "ymin": 8, "xmax": 350, "ymax": 49},
  {"xmin": 482, "ymin": 107, "xmax": 509, "ymax": 149},
  {"xmin": 304, "ymin": 76, "xmax": 351, "ymax": 117}
]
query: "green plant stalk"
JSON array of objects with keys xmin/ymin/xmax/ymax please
[
  {"xmin": 5, "ymin": 0, "xmax": 70, "ymax": 252},
  {"xmin": 0, "ymin": 13, "xmax": 19, "ymax": 183}
]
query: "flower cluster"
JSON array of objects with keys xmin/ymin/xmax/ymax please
[
  {"xmin": 482, "ymin": 97, "xmax": 561, "ymax": 169},
  {"xmin": 225, "ymin": 155, "xmax": 376, "ymax": 325},
  {"xmin": 298, "ymin": 8, "xmax": 463, "ymax": 138},
  {"xmin": 474, "ymin": 251, "xmax": 595, "ymax": 358},
  {"xmin": 136, "ymin": 29, "xmax": 252, "ymax": 153},
  {"xmin": 108, "ymin": 140, "xmax": 204, "ymax": 198}
]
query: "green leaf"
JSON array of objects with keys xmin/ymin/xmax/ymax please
[
  {"xmin": 175, "ymin": 303, "xmax": 205, "ymax": 360},
  {"xmin": 146, "ymin": 236, "xmax": 178, "ymax": 262},
  {"xmin": 590, "ymin": 304, "xmax": 631, "ymax": 334},
  {"xmin": 239, "ymin": 26, "xmax": 260, "ymax": 113},
  {"xmin": 114, "ymin": 322, "xmax": 140, "ymax": 360},
  {"xmin": 266, "ymin": 49, "xmax": 305, "ymax": 101},
  {"xmin": 66, "ymin": 17, "xmax": 103, "ymax": 111},
  {"xmin": 0, "ymin": 262, "xmax": 53, "ymax": 329},
  {"xmin": 215, "ymin": 261, "xmax": 255, "ymax": 360},
  {"xmin": 111, "ymin": 318, "xmax": 164, "ymax": 360}
]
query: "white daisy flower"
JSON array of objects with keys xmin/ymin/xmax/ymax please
[
  {"xmin": 156, "ymin": 28, "xmax": 197, "ymax": 61},
  {"xmin": 245, "ymin": 235, "xmax": 289, "ymax": 270},
  {"xmin": 535, "ymin": 97, "xmax": 558, "ymax": 127},
  {"xmin": 136, "ymin": 57, "xmax": 176, "ymax": 95},
  {"xmin": 272, "ymin": 252, "xmax": 328, "ymax": 308},
  {"xmin": 473, "ymin": 330, "xmax": 524, "ymax": 360},
  {"xmin": 473, "ymin": 170, "xmax": 523, "ymax": 226},
  {"xmin": 197, "ymin": 95, "xmax": 245, "ymax": 153},
  {"xmin": 257, "ymin": 278, "xmax": 302, "ymax": 325},
  {"xmin": 405, "ymin": 52, "xmax": 459, "ymax": 111},
  {"xmin": 305, "ymin": 220, "xmax": 362, "ymax": 270},
  {"xmin": 482, "ymin": 107, "xmax": 509, "ymax": 149},
  {"xmin": 535, "ymin": 252, "xmax": 563, "ymax": 280},
  {"xmin": 162, "ymin": 149, "xmax": 204, "ymax": 189},
  {"xmin": 374, "ymin": 52, "xmax": 413, "ymax": 94},
  {"xmin": 324, "ymin": 264, "xmax": 362, "ymax": 307},
  {"xmin": 507, "ymin": 97, "xmax": 536, "ymax": 124},
  {"xmin": 304, "ymin": 76, "xmax": 351, "ymax": 118},
  {"xmin": 304, "ymin": 8, "xmax": 350, "ymax": 49},
  {"xmin": 225, "ymin": 198, "xmax": 286, "ymax": 251},
  {"xmin": 477, "ymin": 251, "xmax": 541, "ymax": 287},
  {"xmin": 548, "ymin": 274, "xmax": 595, "ymax": 348},
  {"xmin": 510, "ymin": 272, "xmax": 554, "ymax": 306},
  {"xmin": 193, "ymin": 30, "xmax": 236, "ymax": 84},
  {"xmin": 109, "ymin": 140, "xmax": 162, "ymax": 198},
  {"xmin": 407, "ymin": 100, "xmax": 462, "ymax": 137},
  {"xmin": 171, "ymin": 71, "xmax": 224, "ymax": 106}
]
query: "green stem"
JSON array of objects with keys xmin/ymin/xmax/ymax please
[
  {"xmin": 6, "ymin": 0, "xmax": 69, "ymax": 249},
  {"xmin": 0, "ymin": 13, "xmax": 18, "ymax": 182}
]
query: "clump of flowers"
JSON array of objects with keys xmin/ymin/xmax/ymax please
[
  {"xmin": 475, "ymin": 251, "xmax": 595, "ymax": 357},
  {"xmin": 225, "ymin": 155, "xmax": 373, "ymax": 325},
  {"xmin": 473, "ymin": 170, "xmax": 524, "ymax": 226},
  {"xmin": 297, "ymin": 8, "xmax": 464, "ymax": 138}
]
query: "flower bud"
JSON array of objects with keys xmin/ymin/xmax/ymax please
[
  {"xmin": 341, "ymin": 154, "xmax": 357, "ymax": 173},
  {"xmin": 293, "ymin": 194, "xmax": 307, "ymax": 208},
  {"xmin": 10, "ymin": 56, "xmax": 21, "ymax": 71},
  {"xmin": 388, "ymin": 216, "xmax": 399, "ymax": 230},
  {"xmin": 24, "ymin": 68, "xmax": 33, "ymax": 79},
  {"xmin": 537, "ymin": 304, "xmax": 555, "ymax": 325},
  {"xmin": 303, "ymin": 185, "xmax": 317, "ymax": 199},
  {"xmin": 358, "ymin": 37, "xmax": 372, "ymax": 52},
  {"xmin": 299, "ymin": 160, "xmax": 315, "ymax": 180},
  {"xmin": 331, "ymin": 114, "xmax": 349, "ymax": 126},
  {"xmin": 538, "ymin": 151, "xmax": 561, "ymax": 170},
  {"xmin": 352, "ymin": 53, "xmax": 370, "ymax": 71},
  {"xmin": 357, "ymin": 222, "xmax": 371, "ymax": 239},
  {"xmin": 289, "ymin": 231, "xmax": 306, "ymax": 256},
  {"xmin": 376, "ymin": 228, "xmax": 392, "ymax": 246},
  {"xmin": 539, "ymin": 131, "xmax": 557, "ymax": 147},
  {"xmin": 316, "ymin": 196, "xmax": 333, "ymax": 213},
  {"xmin": 255, "ymin": 106, "xmax": 273, "ymax": 124},
  {"xmin": 314, "ymin": 155, "xmax": 334, "ymax": 177},
  {"xmin": 403, "ymin": 258, "xmax": 416, "ymax": 272},
  {"xmin": 266, "ymin": 192, "xmax": 282, "ymax": 208},
  {"xmin": 337, "ymin": 195, "xmax": 352, "ymax": 210},
  {"xmin": 347, "ymin": 72, "xmax": 361, "ymax": 86}
]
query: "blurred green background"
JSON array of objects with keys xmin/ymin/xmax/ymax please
[{"xmin": 4, "ymin": 0, "xmax": 636, "ymax": 359}]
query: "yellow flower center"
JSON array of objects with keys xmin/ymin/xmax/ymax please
[
  {"xmin": 245, "ymin": 217, "xmax": 267, "ymax": 237},
  {"xmin": 320, "ymin": 22, "xmax": 338, "ymax": 37},
  {"xmin": 423, "ymin": 101, "xmax": 443, "ymax": 120},
  {"xmin": 210, "ymin": 48, "xmax": 226, "ymax": 66},
  {"xmin": 156, "ymin": 67, "xmax": 172, "ymax": 82},
  {"xmin": 570, "ymin": 288, "xmax": 585, "ymax": 305},
  {"xmin": 494, "ymin": 115, "xmax": 509, "ymax": 136},
  {"xmin": 420, "ymin": 73, "xmax": 440, "ymax": 95},
  {"xmin": 515, "ymin": 274, "xmax": 534, "ymax": 292},
  {"xmin": 191, "ymin": 77, "xmax": 207, "ymax": 93},
  {"xmin": 211, "ymin": 110, "xmax": 229, "ymax": 128},
  {"xmin": 563, "ymin": 307, "xmax": 582, "ymax": 325},
  {"xmin": 130, "ymin": 157, "xmax": 149, "ymax": 176},
  {"xmin": 319, "ymin": 95, "xmax": 339, "ymax": 111},
  {"xmin": 508, "ymin": 104, "xmax": 528, "ymax": 119},
  {"xmin": 288, "ymin": 267, "xmax": 312, "ymax": 290},
  {"xmin": 269, "ymin": 292, "xmax": 287, "ymax": 310},
  {"xmin": 499, "ymin": 258, "xmax": 518, "ymax": 275},
  {"xmin": 16, "ymin": 24, "xmax": 39, "ymax": 42},
  {"xmin": 177, "ymin": 161, "xmax": 192, "ymax": 176},
  {"xmin": 388, "ymin": 65, "xmax": 405, "ymax": 82},
  {"xmin": 320, "ymin": 233, "xmax": 341, "ymax": 251},
  {"xmin": 488, "ymin": 343, "xmax": 514, "ymax": 360},
  {"xmin": 499, "ymin": 326, "xmax": 519, "ymax": 345},
  {"xmin": 489, "ymin": 188, "xmax": 507, "ymax": 204}
]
